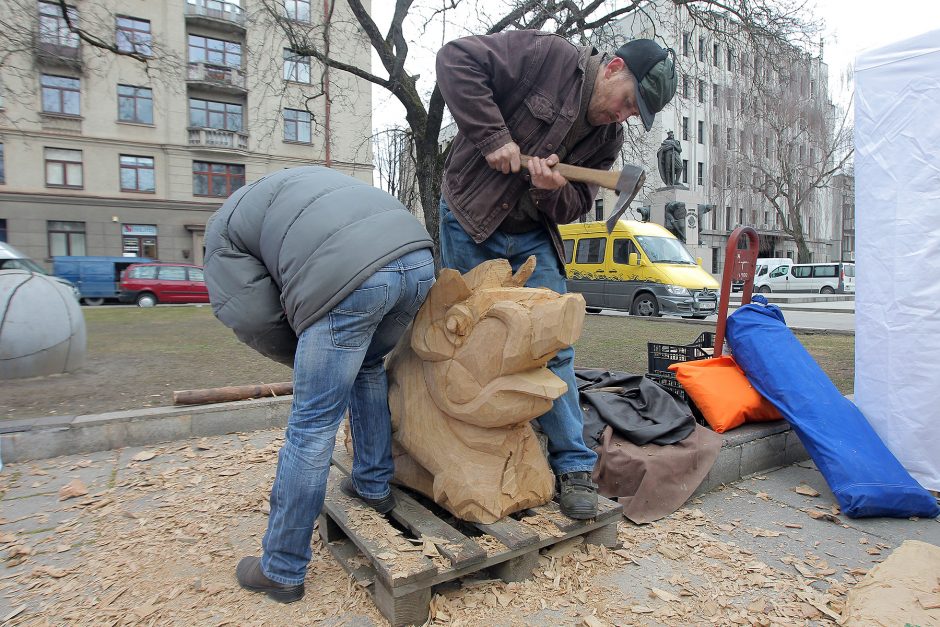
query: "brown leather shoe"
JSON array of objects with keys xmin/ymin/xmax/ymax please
[{"xmin": 235, "ymin": 556, "xmax": 304, "ymax": 603}]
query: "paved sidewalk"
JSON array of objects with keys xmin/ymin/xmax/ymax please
[{"xmin": 1, "ymin": 429, "xmax": 937, "ymax": 626}]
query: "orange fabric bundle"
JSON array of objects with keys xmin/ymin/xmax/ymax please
[{"xmin": 668, "ymin": 355, "xmax": 782, "ymax": 433}]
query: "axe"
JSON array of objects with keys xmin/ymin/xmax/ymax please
[{"xmin": 520, "ymin": 155, "xmax": 645, "ymax": 233}]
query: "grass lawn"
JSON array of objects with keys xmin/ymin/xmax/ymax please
[{"xmin": 0, "ymin": 306, "xmax": 854, "ymax": 420}]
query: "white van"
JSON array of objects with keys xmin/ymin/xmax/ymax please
[
  {"xmin": 756, "ymin": 261, "xmax": 852, "ymax": 294},
  {"xmin": 733, "ymin": 257, "xmax": 792, "ymax": 292},
  {"xmin": 0, "ymin": 242, "xmax": 81, "ymax": 299}
]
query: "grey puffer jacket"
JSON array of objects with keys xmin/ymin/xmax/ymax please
[{"xmin": 203, "ymin": 166, "xmax": 433, "ymax": 366}]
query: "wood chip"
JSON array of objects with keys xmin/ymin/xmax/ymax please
[
  {"xmin": 59, "ymin": 479, "xmax": 88, "ymax": 500},
  {"xmin": 582, "ymin": 616, "xmax": 607, "ymax": 627},
  {"xmin": 650, "ymin": 587, "xmax": 681, "ymax": 603},
  {"xmin": 132, "ymin": 450, "xmax": 159, "ymax": 462},
  {"xmin": 794, "ymin": 485, "xmax": 820, "ymax": 497},
  {"xmin": 3, "ymin": 606, "xmax": 26, "ymax": 622},
  {"xmin": 806, "ymin": 509, "xmax": 840, "ymax": 523},
  {"xmin": 630, "ymin": 605, "xmax": 655, "ymax": 613},
  {"xmin": 657, "ymin": 544, "xmax": 683, "ymax": 560}
]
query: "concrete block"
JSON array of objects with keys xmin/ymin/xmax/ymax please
[
  {"xmin": 783, "ymin": 429, "xmax": 810, "ymax": 465},
  {"xmin": 124, "ymin": 414, "xmax": 192, "ymax": 448},
  {"xmin": 694, "ymin": 445, "xmax": 741, "ymax": 495},
  {"xmin": 0, "ymin": 414, "xmax": 74, "ymax": 433},
  {"xmin": 739, "ymin": 433, "xmax": 787, "ymax": 477}
]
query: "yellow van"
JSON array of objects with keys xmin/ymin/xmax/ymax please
[{"xmin": 559, "ymin": 220, "xmax": 719, "ymax": 318}]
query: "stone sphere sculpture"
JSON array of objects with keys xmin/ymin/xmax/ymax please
[{"xmin": 0, "ymin": 270, "xmax": 86, "ymax": 380}]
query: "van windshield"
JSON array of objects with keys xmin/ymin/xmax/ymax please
[{"xmin": 635, "ymin": 236, "xmax": 696, "ymax": 264}]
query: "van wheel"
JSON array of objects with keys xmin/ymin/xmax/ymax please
[
  {"xmin": 585, "ymin": 307, "xmax": 602, "ymax": 314},
  {"xmin": 758, "ymin": 285, "xmax": 772, "ymax": 294},
  {"xmin": 820, "ymin": 286, "xmax": 835, "ymax": 294},
  {"xmin": 631, "ymin": 293, "xmax": 660, "ymax": 317},
  {"xmin": 136, "ymin": 293, "xmax": 157, "ymax": 308},
  {"xmin": 82, "ymin": 297, "xmax": 104, "ymax": 306}
]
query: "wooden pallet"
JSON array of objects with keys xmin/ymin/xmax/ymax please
[{"xmin": 319, "ymin": 447, "xmax": 622, "ymax": 626}]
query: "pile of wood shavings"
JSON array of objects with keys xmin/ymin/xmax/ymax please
[{"xmin": 1, "ymin": 434, "xmax": 854, "ymax": 626}]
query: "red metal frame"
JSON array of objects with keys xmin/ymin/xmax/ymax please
[{"xmin": 714, "ymin": 226, "xmax": 759, "ymax": 356}]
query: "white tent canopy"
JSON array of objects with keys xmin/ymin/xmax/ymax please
[{"xmin": 854, "ymin": 28, "xmax": 940, "ymax": 491}]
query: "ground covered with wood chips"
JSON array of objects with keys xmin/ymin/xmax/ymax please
[{"xmin": 2, "ymin": 427, "xmax": 929, "ymax": 626}]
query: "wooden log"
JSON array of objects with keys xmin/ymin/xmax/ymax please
[{"xmin": 172, "ymin": 382, "xmax": 293, "ymax": 405}]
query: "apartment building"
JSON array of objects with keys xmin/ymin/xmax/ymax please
[
  {"xmin": 612, "ymin": 3, "xmax": 842, "ymax": 272},
  {"xmin": 0, "ymin": 0, "xmax": 372, "ymax": 267}
]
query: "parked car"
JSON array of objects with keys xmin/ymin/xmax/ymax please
[
  {"xmin": 558, "ymin": 220, "xmax": 719, "ymax": 318},
  {"xmin": 755, "ymin": 261, "xmax": 853, "ymax": 294},
  {"xmin": 0, "ymin": 242, "xmax": 81, "ymax": 300},
  {"xmin": 118, "ymin": 262, "xmax": 210, "ymax": 307},
  {"xmin": 53, "ymin": 256, "xmax": 152, "ymax": 305},
  {"xmin": 732, "ymin": 257, "xmax": 792, "ymax": 292}
]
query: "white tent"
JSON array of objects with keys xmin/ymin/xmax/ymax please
[{"xmin": 855, "ymin": 28, "xmax": 940, "ymax": 491}]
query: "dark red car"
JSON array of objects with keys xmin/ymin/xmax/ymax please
[{"xmin": 118, "ymin": 262, "xmax": 209, "ymax": 307}]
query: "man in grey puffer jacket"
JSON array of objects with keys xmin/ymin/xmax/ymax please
[{"xmin": 204, "ymin": 166, "xmax": 434, "ymax": 603}]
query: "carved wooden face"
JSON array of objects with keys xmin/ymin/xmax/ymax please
[{"xmin": 410, "ymin": 257, "xmax": 586, "ymax": 426}]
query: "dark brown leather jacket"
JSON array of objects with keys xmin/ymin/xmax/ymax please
[{"xmin": 436, "ymin": 30, "xmax": 624, "ymax": 261}]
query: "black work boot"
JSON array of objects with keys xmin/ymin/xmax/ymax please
[
  {"xmin": 339, "ymin": 477, "xmax": 396, "ymax": 514},
  {"xmin": 236, "ymin": 556, "xmax": 304, "ymax": 603},
  {"xmin": 557, "ymin": 471, "xmax": 598, "ymax": 520}
]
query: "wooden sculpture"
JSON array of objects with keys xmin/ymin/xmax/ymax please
[{"xmin": 384, "ymin": 257, "xmax": 586, "ymax": 523}]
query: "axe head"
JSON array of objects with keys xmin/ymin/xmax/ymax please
[{"xmin": 605, "ymin": 165, "xmax": 646, "ymax": 233}]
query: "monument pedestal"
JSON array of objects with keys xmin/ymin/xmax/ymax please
[{"xmin": 648, "ymin": 186, "xmax": 711, "ymax": 268}]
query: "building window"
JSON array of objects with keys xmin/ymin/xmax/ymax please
[
  {"xmin": 712, "ymin": 43, "xmax": 719, "ymax": 67},
  {"xmin": 725, "ymin": 166, "xmax": 732, "ymax": 187},
  {"xmin": 283, "ymin": 49, "xmax": 311, "ymax": 83},
  {"xmin": 725, "ymin": 206, "xmax": 732, "ymax": 230},
  {"xmin": 117, "ymin": 85, "xmax": 153, "ymax": 124},
  {"xmin": 594, "ymin": 198, "xmax": 604, "ymax": 221},
  {"xmin": 740, "ymin": 130, "xmax": 747, "ymax": 153},
  {"xmin": 738, "ymin": 208, "xmax": 744, "ymax": 224},
  {"xmin": 712, "ymin": 123, "xmax": 719, "ymax": 147},
  {"xmin": 697, "ymin": 120, "xmax": 704, "ymax": 144},
  {"xmin": 189, "ymin": 98, "xmax": 243, "ymax": 131},
  {"xmin": 697, "ymin": 79, "xmax": 705, "ymax": 104},
  {"xmin": 0, "ymin": 143, "xmax": 4, "ymax": 184},
  {"xmin": 726, "ymin": 127, "xmax": 732, "ymax": 150},
  {"xmin": 740, "ymin": 94, "xmax": 746, "ymax": 113},
  {"xmin": 193, "ymin": 161, "xmax": 245, "ymax": 197},
  {"xmin": 48, "ymin": 220, "xmax": 86, "ymax": 256},
  {"xmin": 188, "ymin": 35, "xmax": 241, "ymax": 67},
  {"xmin": 0, "ymin": 219, "xmax": 6, "ymax": 242},
  {"xmin": 682, "ymin": 160, "xmax": 688, "ymax": 185},
  {"xmin": 41, "ymin": 75, "xmax": 80, "ymax": 115},
  {"xmin": 726, "ymin": 48, "xmax": 734, "ymax": 71},
  {"xmin": 697, "ymin": 162, "xmax": 704, "ymax": 186},
  {"xmin": 284, "ymin": 0, "xmax": 311, "ymax": 21},
  {"xmin": 120, "ymin": 155, "xmax": 155, "ymax": 192},
  {"xmin": 44, "ymin": 148, "xmax": 83, "ymax": 188},
  {"xmin": 682, "ymin": 32, "xmax": 691, "ymax": 57},
  {"xmin": 799, "ymin": 144, "xmax": 805, "ymax": 163},
  {"xmin": 116, "ymin": 16, "xmax": 152, "ymax": 56},
  {"xmin": 698, "ymin": 36, "xmax": 705, "ymax": 62},
  {"xmin": 681, "ymin": 116, "xmax": 689, "ymax": 141},
  {"xmin": 284, "ymin": 108, "xmax": 312, "ymax": 142},
  {"xmin": 712, "ymin": 83, "xmax": 720, "ymax": 107},
  {"xmin": 765, "ymin": 137, "xmax": 771, "ymax": 159},
  {"xmin": 682, "ymin": 76, "xmax": 691, "ymax": 99},
  {"xmin": 38, "ymin": 1, "xmax": 78, "ymax": 48}
]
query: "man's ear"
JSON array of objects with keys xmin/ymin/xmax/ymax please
[{"xmin": 605, "ymin": 55, "xmax": 626, "ymax": 77}]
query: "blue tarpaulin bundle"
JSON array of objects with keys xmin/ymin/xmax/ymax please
[{"xmin": 726, "ymin": 303, "xmax": 939, "ymax": 519}]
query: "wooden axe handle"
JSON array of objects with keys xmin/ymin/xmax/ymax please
[{"xmin": 520, "ymin": 154, "xmax": 622, "ymax": 191}]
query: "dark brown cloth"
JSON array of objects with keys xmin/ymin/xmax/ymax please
[{"xmin": 592, "ymin": 424, "xmax": 722, "ymax": 524}]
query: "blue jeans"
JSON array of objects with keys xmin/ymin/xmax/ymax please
[
  {"xmin": 261, "ymin": 248, "xmax": 435, "ymax": 585},
  {"xmin": 438, "ymin": 198, "xmax": 597, "ymax": 476}
]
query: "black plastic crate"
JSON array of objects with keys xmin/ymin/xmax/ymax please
[
  {"xmin": 647, "ymin": 331, "xmax": 715, "ymax": 375},
  {"xmin": 644, "ymin": 372, "xmax": 708, "ymax": 427}
]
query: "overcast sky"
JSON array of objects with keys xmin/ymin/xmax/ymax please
[{"xmin": 370, "ymin": 0, "xmax": 937, "ymax": 131}]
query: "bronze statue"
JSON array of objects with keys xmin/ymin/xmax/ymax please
[
  {"xmin": 656, "ymin": 131, "xmax": 683, "ymax": 187},
  {"xmin": 665, "ymin": 201, "xmax": 687, "ymax": 242}
]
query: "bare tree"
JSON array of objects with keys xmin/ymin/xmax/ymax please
[
  {"xmin": 257, "ymin": 0, "xmax": 820, "ymax": 262},
  {"xmin": 373, "ymin": 125, "xmax": 421, "ymax": 215}
]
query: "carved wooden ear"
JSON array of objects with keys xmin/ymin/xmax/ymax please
[
  {"xmin": 411, "ymin": 268, "xmax": 473, "ymax": 361},
  {"xmin": 508, "ymin": 256, "xmax": 536, "ymax": 287},
  {"xmin": 461, "ymin": 258, "xmax": 512, "ymax": 291}
]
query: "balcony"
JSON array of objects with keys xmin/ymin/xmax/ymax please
[
  {"xmin": 188, "ymin": 127, "xmax": 249, "ymax": 151},
  {"xmin": 184, "ymin": 0, "xmax": 246, "ymax": 33},
  {"xmin": 35, "ymin": 40, "xmax": 83, "ymax": 70},
  {"xmin": 187, "ymin": 62, "xmax": 247, "ymax": 94}
]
